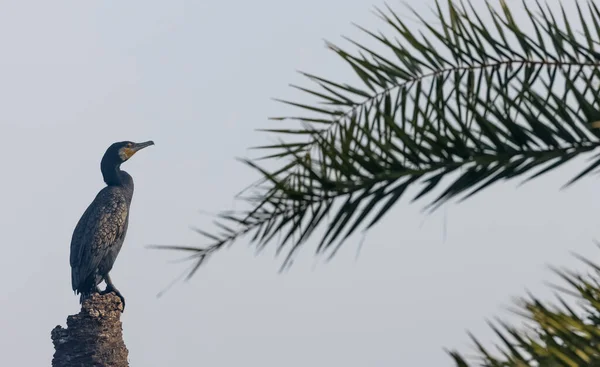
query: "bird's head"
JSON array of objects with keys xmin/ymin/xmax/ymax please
[
  {"xmin": 103, "ymin": 140, "xmax": 155, "ymax": 165},
  {"xmin": 100, "ymin": 140, "xmax": 154, "ymax": 186}
]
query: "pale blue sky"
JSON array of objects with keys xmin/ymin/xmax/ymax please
[{"xmin": 1, "ymin": 1, "xmax": 599, "ymax": 366}]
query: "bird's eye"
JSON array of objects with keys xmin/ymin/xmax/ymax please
[{"xmin": 126, "ymin": 143, "xmax": 133, "ymax": 148}]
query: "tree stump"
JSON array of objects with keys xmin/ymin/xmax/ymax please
[{"xmin": 51, "ymin": 293, "xmax": 128, "ymax": 367}]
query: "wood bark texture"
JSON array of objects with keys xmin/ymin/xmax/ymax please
[{"xmin": 51, "ymin": 293, "xmax": 128, "ymax": 367}]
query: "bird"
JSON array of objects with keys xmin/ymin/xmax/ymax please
[{"xmin": 69, "ymin": 140, "xmax": 154, "ymax": 310}]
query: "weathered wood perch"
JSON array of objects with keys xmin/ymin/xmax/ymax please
[{"xmin": 51, "ymin": 293, "xmax": 128, "ymax": 367}]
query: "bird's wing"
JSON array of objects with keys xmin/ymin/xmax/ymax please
[{"xmin": 70, "ymin": 188, "xmax": 129, "ymax": 290}]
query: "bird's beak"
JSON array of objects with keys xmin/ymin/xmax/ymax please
[{"xmin": 132, "ymin": 140, "xmax": 155, "ymax": 152}]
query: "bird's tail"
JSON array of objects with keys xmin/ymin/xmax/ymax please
[{"xmin": 73, "ymin": 273, "xmax": 98, "ymax": 304}]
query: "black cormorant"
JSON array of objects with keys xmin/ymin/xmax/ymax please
[{"xmin": 69, "ymin": 140, "xmax": 154, "ymax": 310}]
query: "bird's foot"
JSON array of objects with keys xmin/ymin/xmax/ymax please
[{"xmin": 101, "ymin": 286, "xmax": 126, "ymax": 311}]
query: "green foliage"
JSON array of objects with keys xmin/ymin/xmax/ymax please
[
  {"xmin": 154, "ymin": 0, "xmax": 600, "ymax": 275},
  {"xmin": 449, "ymin": 251, "xmax": 600, "ymax": 366}
]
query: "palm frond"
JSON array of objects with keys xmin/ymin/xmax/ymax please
[
  {"xmin": 160, "ymin": 0, "xmax": 600, "ymax": 276},
  {"xmin": 449, "ymin": 251, "xmax": 600, "ymax": 366}
]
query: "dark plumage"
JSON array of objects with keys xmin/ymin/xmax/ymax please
[{"xmin": 69, "ymin": 140, "xmax": 154, "ymax": 310}]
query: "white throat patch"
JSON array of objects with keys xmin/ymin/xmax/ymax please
[{"xmin": 118, "ymin": 148, "xmax": 131, "ymax": 161}]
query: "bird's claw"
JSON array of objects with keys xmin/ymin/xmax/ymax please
[{"xmin": 101, "ymin": 286, "xmax": 126, "ymax": 311}]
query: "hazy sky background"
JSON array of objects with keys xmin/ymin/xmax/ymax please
[{"xmin": 1, "ymin": 1, "xmax": 599, "ymax": 366}]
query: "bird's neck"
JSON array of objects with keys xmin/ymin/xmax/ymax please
[{"xmin": 101, "ymin": 163, "xmax": 134, "ymax": 193}]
